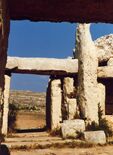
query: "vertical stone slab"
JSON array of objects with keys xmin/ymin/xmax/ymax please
[
  {"xmin": 67, "ymin": 98, "xmax": 77, "ymax": 120},
  {"xmin": 63, "ymin": 77, "xmax": 77, "ymax": 120},
  {"xmin": 76, "ymin": 24, "xmax": 98, "ymax": 124},
  {"xmin": 98, "ymin": 83, "xmax": 105, "ymax": 116},
  {"xmin": 63, "ymin": 77, "xmax": 74, "ymax": 96},
  {"xmin": 107, "ymin": 58, "xmax": 113, "ymax": 66},
  {"xmin": 50, "ymin": 79, "xmax": 62, "ymax": 130},
  {"xmin": 2, "ymin": 73, "xmax": 11, "ymax": 135},
  {"xmin": 0, "ymin": 0, "xmax": 10, "ymax": 133}
]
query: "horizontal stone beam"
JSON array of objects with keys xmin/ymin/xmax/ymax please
[
  {"xmin": 97, "ymin": 66, "xmax": 113, "ymax": 78},
  {"xmin": 6, "ymin": 57, "xmax": 113, "ymax": 78},
  {"xmin": 5, "ymin": 57, "xmax": 78, "ymax": 75}
]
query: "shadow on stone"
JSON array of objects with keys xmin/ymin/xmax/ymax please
[
  {"xmin": 15, "ymin": 126, "xmax": 47, "ymax": 133},
  {"xmin": 0, "ymin": 144, "xmax": 10, "ymax": 155}
]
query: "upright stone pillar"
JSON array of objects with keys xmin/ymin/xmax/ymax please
[
  {"xmin": 0, "ymin": 0, "xmax": 10, "ymax": 133},
  {"xmin": 76, "ymin": 24, "xmax": 98, "ymax": 124},
  {"xmin": 50, "ymin": 78, "xmax": 62, "ymax": 130},
  {"xmin": 98, "ymin": 83, "xmax": 105, "ymax": 116},
  {"xmin": 63, "ymin": 77, "xmax": 77, "ymax": 120},
  {"xmin": 2, "ymin": 73, "xmax": 11, "ymax": 135}
]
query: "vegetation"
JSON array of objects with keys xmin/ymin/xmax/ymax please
[
  {"xmin": 0, "ymin": 133, "xmax": 5, "ymax": 142},
  {"xmin": 86, "ymin": 103, "xmax": 113, "ymax": 138},
  {"xmin": 8, "ymin": 103, "xmax": 17, "ymax": 133},
  {"xmin": 50, "ymin": 127, "xmax": 62, "ymax": 137}
]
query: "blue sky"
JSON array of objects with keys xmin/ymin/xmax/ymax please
[{"xmin": 8, "ymin": 21, "xmax": 113, "ymax": 92}]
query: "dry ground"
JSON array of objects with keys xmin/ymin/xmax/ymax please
[
  {"xmin": 15, "ymin": 111, "xmax": 46, "ymax": 130},
  {"xmin": 6, "ymin": 91, "xmax": 113, "ymax": 155},
  {"xmin": 9, "ymin": 145, "xmax": 113, "ymax": 155},
  {"xmin": 5, "ymin": 111, "xmax": 113, "ymax": 155}
]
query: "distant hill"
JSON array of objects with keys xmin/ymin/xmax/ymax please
[{"xmin": 9, "ymin": 90, "xmax": 46, "ymax": 112}]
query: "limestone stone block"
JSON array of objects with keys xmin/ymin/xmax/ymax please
[
  {"xmin": 98, "ymin": 83, "xmax": 105, "ymax": 116},
  {"xmin": 94, "ymin": 34, "xmax": 113, "ymax": 62},
  {"xmin": 61, "ymin": 119, "xmax": 85, "ymax": 139},
  {"xmin": 67, "ymin": 98, "xmax": 77, "ymax": 120},
  {"xmin": 6, "ymin": 57, "xmax": 78, "ymax": 75},
  {"xmin": 84, "ymin": 131, "xmax": 106, "ymax": 144},
  {"xmin": 97, "ymin": 66, "xmax": 113, "ymax": 78},
  {"xmin": 50, "ymin": 79, "xmax": 62, "ymax": 130},
  {"xmin": 0, "ymin": 0, "xmax": 10, "ymax": 132},
  {"xmin": 104, "ymin": 115, "xmax": 113, "ymax": 133},
  {"xmin": 63, "ymin": 77, "xmax": 74, "ymax": 96},
  {"xmin": 2, "ymin": 74, "xmax": 11, "ymax": 135},
  {"xmin": 76, "ymin": 24, "xmax": 98, "ymax": 124},
  {"xmin": 63, "ymin": 77, "xmax": 77, "ymax": 120},
  {"xmin": 107, "ymin": 58, "xmax": 113, "ymax": 66}
]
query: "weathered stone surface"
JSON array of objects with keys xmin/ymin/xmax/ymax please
[
  {"xmin": 104, "ymin": 115, "xmax": 113, "ymax": 133},
  {"xmin": 63, "ymin": 77, "xmax": 77, "ymax": 120},
  {"xmin": 6, "ymin": 56, "xmax": 113, "ymax": 78},
  {"xmin": 6, "ymin": 57, "xmax": 78, "ymax": 75},
  {"xmin": 0, "ymin": 0, "xmax": 10, "ymax": 133},
  {"xmin": 50, "ymin": 79, "xmax": 62, "ymax": 130},
  {"xmin": 95, "ymin": 34, "xmax": 113, "ymax": 62},
  {"xmin": 61, "ymin": 119, "xmax": 85, "ymax": 139},
  {"xmin": 2, "ymin": 74, "xmax": 11, "ymax": 135},
  {"xmin": 63, "ymin": 77, "xmax": 74, "ymax": 97},
  {"xmin": 84, "ymin": 131, "xmax": 106, "ymax": 144},
  {"xmin": 107, "ymin": 58, "xmax": 113, "ymax": 66},
  {"xmin": 67, "ymin": 98, "xmax": 77, "ymax": 120},
  {"xmin": 98, "ymin": 66, "xmax": 113, "ymax": 78},
  {"xmin": 75, "ymin": 34, "xmax": 113, "ymax": 63},
  {"xmin": 76, "ymin": 24, "xmax": 98, "ymax": 124},
  {"xmin": 8, "ymin": 0, "xmax": 113, "ymax": 23},
  {"xmin": 98, "ymin": 83, "xmax": 105, "ymax": 116}
]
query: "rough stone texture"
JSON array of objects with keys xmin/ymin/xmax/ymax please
[
  {"xmin": 6, "ymin": 57, "xmax": 78, "ymax": 75},
  {"xmin": 2, "ymin": 74, "xmax": 11, "ymax": 135},
  {"xmin": 63, "ymin": 77, "xmax": 74, "ymax": 97},
  {"xmin": 97, "ymin": 83, "xmax": 105, "ymax": 115},
  {"xmin": 98, "ymin": 66, "xmax": 113, "ymax": 78},
  {"xmin": 107, "ymin": 58, "xmax": 113, "ymax": 66},
  {"xmin": 7, "ymin": 0, "xmax": 113, "ymax": 23},
  {"xmin": 104, "ymin": 115, "xmax": 113, "ymax": 132},
  {"xmin": 61, "ymin": 119, "xmax": 85, "ymax": 139},
  {"xmin": 5, "ymin": 56, "xmax": 113, "ymax": 78},
  {"xmin": 0, "ymin": 0, "xmax": 10, "ymax": 133},
  {"xmin": 63, "ymin": 77, "xmax": 77, "ymax": 120},
  {"xmin": 84, "ymin": 131, "xmax": 106, "ymax": 145},
  {"xmin": 76, "ymin": 24, "xmax": 98, "ymax": 124},
  {"xmin": 50, "ymin": 79, "xmax": 62, "ymax": 130},
  {"xmin": 67, "ymin": 98, "xmax": 77, "ymax": 120},
  {"xmin": 95, "ymin": 34, "xmax": 113, "ymax": 62}
]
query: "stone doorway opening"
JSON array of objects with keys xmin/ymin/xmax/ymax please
[
  {"xmin": 98, "ymin": 79, "xmax": 113, "ymax": 115},
  {"xmin": 8, "ymin": 73, "xmax": 49, "ymax": 133},
  {"xmin": 3, "ymin": 21, "xmax": 76, "ymax": 134}
]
